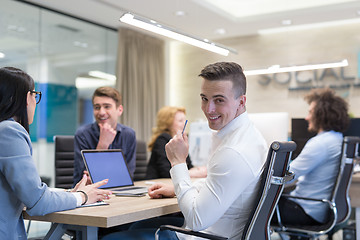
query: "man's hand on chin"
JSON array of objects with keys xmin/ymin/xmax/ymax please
[{"xmin": 97, "ymin": 123, "xmax": 116, "ymax": 149}]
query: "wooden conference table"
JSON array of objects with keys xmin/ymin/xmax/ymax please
[
  {"xmin": 24, "ymin": 179, "xmax": 179, "ymax": 240},
  {"xmin": 25, "ymin": 174, "xmax": 360, "ymax": 239}
]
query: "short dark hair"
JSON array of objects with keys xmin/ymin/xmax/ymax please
[
  {"xmin": 0, "ymin": 67, "xmax": 35, "ymax": 133},
  {"xmin": 305, "ymin": 88, "xmax": 349, "ymax": 133},
  {"xmin": 198, "ymin": 62, "xmax": 246, "ymax": 98},
  {"xmin": 92, "ymin": 86, "xmax": 122, "ymax": 106}
]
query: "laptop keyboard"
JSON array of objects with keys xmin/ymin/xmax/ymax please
[
  {"xmin": 112, "ymin": 186, "xmax": 148, "ymax": 194},
  {"xmin": 113, "ymin": 186, "xmax": 144, "ymax": 191}
]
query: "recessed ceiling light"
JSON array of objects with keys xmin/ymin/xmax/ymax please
[
  {"xmin": 198, "ymin": 0, "xmax": 357, "ymax": 19},
  {"xmin": 73, "ymin": 41, "xmax": 88, "ymax": 48},
  {"xmin": 282, "ymin": 19, "xmax": 292, "ymax": 25},
  {"xmin": 7, "ymin": 25, "xmax": 26, "ymax": 32},
  {"xmin": 214, "ymin": 28, "xmax": 226, "ymax": 35},
  {"xmin": 0, "ymin": 52, "xmax": 5, "ymax": 58},
  {"xmin": 175, "ymin": 10, "xmax": 186, "ymax": 16}
]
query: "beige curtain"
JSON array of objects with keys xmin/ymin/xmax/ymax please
[{"xmin": 116, "ymin": 28, "xmax": 165, "ymax": 143}]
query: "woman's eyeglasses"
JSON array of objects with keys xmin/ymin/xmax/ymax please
[{"xmin": 29, "ymin": 90, "xmax": 42, "ymax": 104}]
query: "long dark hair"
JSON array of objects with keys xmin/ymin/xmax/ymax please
[{"xmin": 0, "ymin": 67, "xmax": 35, "ymax": 133}]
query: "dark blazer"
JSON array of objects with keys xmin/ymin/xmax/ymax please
[{"xmin": 146, "ymin": 133, "xmax": 193, "ymax": 179}]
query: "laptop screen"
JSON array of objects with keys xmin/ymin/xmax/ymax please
[{"xmin": 81, "ymin": 149, "xmax": 133, "ymax": 189}]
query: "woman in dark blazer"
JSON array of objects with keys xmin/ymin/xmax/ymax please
[{"xmin": 146, "ymin": 106, "xmax": 206, "ymax": 179}]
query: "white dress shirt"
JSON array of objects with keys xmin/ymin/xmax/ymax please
[{"xmin": 170, "ymin": 112, "xmax": 268, "ymax": 239}]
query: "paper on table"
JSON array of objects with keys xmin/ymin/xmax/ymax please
[
  {"xmin": 49, "ymin": 188, "xmax": 109, "ymax": 207},
  {"xmin": 79, "ymin": 201, "xmax": 109, "ymax": 208},
  {"xmin": 114, "ymin": 192, "xmax": 146, "ymax": 197}
]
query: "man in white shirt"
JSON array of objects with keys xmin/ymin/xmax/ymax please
[
  {"xmin": 149, "ymin": 62, "xmax": 268, "ymax": 239},
  {"xmin": 101, "ymin": 62, "xmax": 268, "ymax": 240}
]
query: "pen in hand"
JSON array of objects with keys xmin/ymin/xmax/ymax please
[{"xmin": 182, "ymin": 120, "xmax": 188, "ymax": 135}]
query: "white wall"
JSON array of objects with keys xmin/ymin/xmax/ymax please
[{"xmin": 168, "ymin": 21, "xmax": 360, "ymax": 133}]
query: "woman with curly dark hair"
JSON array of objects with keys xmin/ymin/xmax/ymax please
[{"xmin": 275, "ymin": 88, "xmax": 350, "ymax": 234}]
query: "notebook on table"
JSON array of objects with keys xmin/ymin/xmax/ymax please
[{"xmin": 81, "ymin": 149, "xmax": 148, "ymax": 196}]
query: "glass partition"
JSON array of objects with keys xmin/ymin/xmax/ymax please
[{"xmin": 0, "ymin": 0, "xmax": 117, "ymax": 187}]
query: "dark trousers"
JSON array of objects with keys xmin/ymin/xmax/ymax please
[
  {"xmin": 275, "ymin": 197, "xmax": 321, "ymax": 225},
  {"xmin": 101, "ymin": 216, "xmax": 183, "ymax": 240},
  {"xmin": 272, "ymin": 197, "xmax": 321, "ymax": 240}
]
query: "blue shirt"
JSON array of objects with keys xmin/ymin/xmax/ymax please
[
  {"xmin": 73, "ymin": 122, "xmax": 136, "ymax": 185},
  {"xmin": 290, "ymin": 130, "xmax": 343, "ymax": 223},
  {"xmin": 0, "ymin": 119, "xmax": 77, "ymax": 240}
]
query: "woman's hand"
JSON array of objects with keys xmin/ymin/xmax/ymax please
[{"xmin": 74, "ymin": 174, "xmax": 112, "ymax": 204}]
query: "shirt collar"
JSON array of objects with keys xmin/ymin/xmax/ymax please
[
  {"xmin": 115, "ymin": 123, "xmax": 122, "ymax": 132},
  {"xmin": 214, "ymin": 111, "xmax": 249, "ymax": 139}
]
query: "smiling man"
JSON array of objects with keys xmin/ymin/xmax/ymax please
[
  {"xmin": 144, "ymin": 62, "xmax": 268, "ymax": 239},
  {"xmin": 73, "ymin": 87, "xmax": 136, "ymax": 185}
]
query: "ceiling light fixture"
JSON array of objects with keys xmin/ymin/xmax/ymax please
[
  {"xmin": 76, "ymin": 71, "xmax": 117, "ymax": 89},
  {"xmin": 244, "ymin": 59, "xmax": 348, "ymax": 76},
  {"xmin": 88, "ymin": 71, "xmax": 117, "ymax": 81},
  {"xmin": 119, "ymin": 13, "xmax": 237, "ymax": 56},
  {"xmin": 259, "ymin": 18, "xmax": 360, "ymax": 35},
  {"xmin": 0, "ymin": 52, "xmax": 5, "ymax": 58}
]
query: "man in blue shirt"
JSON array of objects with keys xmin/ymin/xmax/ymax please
[
  {"xmin": 73, "ymin": 86, "xmax": 136, "ymax": 185},
  {"xmin": 275, "ymin": 88, "xmax": 349, "ymax": 235}
]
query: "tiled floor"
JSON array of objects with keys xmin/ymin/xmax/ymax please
[{"xmin": 26, "ymin": 220, "xmax": 352, "ymax": 240}]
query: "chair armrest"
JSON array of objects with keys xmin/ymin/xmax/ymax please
[
  {"xmin": 271, "ymin": 171, "xmax": 295, "ymax": 185},
  {"xmin": 284, "ymin": 171, "xmax": 295, "ymax": 183},
  {"xmin": 157, "ymin": 225, "xmax": 228, "ymax": 240}
]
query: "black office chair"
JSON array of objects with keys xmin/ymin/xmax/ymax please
[
  {"xmin": 54, "ymin": 135, "xmax": 75, "ymax": 189},
  {"xmin": 133, "ymin": 140, "xmax": 148, "ymax": 181},
  {"xmin": 27, "ymin": 135, "xmax": 75, "ymax": 237},
  {"xmin": 273, "ymin": 136, "xmax": 360, "ymax": 240},
  {"xmin": 155, "ymin": 141, "xmax": 297, "ymax": 240}
]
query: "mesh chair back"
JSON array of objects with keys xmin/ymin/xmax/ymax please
[
  {"xmin": 334, "ymin": 136, "xmax": 360, "ymax": 224},
  {"xmin": 54, "ymin": 135, "xmax": 75, "ymax": 189},
  {"xmin": 273, "ymin": 136, "xmax": 360, "ymax": 237},
  {"xmin": 242, "ymin": 141, "xmax": 296, "ymax": 240}
]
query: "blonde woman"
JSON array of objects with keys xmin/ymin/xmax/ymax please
[{"xmin": 146, "ymin": 106, "xmax": 206, "ymax": 179}]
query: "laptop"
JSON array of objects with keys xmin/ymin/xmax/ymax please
[{"xmin": 81, "ymin": 149, "xmax": 148, "ymax": 196}]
